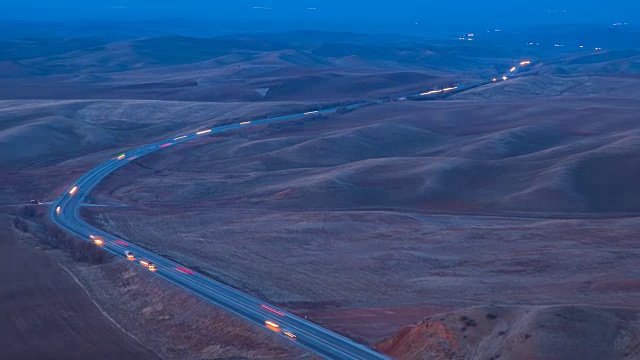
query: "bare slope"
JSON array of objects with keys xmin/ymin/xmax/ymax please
[
  {"xmin": 96, "ymin": 97, "xmax": 640, "ymax": 214},
  {"xmin": 0, "ymin": 99, "xmax": 313, "ymax": 170},
  {"xmin": 86, "ymin": 95, "xmax": 640, "ymax": 345},
  {"xmin": 378, "ymin": 305, "xmax": 640, "ymax": 360},
  {"xmin": 5, "ymin": 33, "xmax": 639, "ymax": 358},
  {"xmin": 0, "ymin": 34, "xmax": 493, "ymax": 102},
  {"xmin": 0, "ymin": 97, "xmax": 313, "ymax": 358},
  {"xmin": 0, "ymin": 217, "xmax": 159, "ymax": 360},
  {"xmin": 68, "ymin": 252, "xmax": 305, "ymax": 360}
]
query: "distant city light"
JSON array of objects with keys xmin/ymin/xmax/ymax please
[
  {"xmin": 520, "ymin": 60, "xmax": 531, "ymax": 66},
  {"xmin": 502, "ymin": 76, "xmax": 508, "ymax": 81},
  {"xmin": 510, "ymin": 66, "xmax": 517, "ymax": 73}
]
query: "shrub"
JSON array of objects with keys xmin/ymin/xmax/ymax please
[
  {"xmin": 13, "ymin": 209, "xmax": 111, "ymax": 265},
  {"xmin": 44, "ymin": 225, "xmax": 111, "ymax": 265},
  {"xmin": 459, "ymin": 316, "xmax": 477, "ymax": 327},
  {"xmin": 71, "ymin": 241, "xmax": 109, "ymax": 264},
  {"xmin": 12, "ymin": 217, "xmax": 29, "ymax": 233},
  {"xmin": 18, "ymin": 206, "xmax": 37, "ymax": 219}
]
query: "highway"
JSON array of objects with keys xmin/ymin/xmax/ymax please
[
  {"xmin": 50, "ymin": 103, "xmax": 391, "ymax": 360},
  {"xmin": 49, "ymin": 57, "xmax": 531, "ymax": 357}
]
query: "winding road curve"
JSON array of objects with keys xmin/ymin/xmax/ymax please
[
  {"xmin": 49, "ymin": 59, "xmax": 532, "ymax": 358},
  {"xmin": 50, "ymin": 103, "xmax": 392, "ymax": 360}
]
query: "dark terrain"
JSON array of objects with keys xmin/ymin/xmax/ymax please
[{"xmin": 0, "ymin": 217, "xmax": 159, "ymax": 360}]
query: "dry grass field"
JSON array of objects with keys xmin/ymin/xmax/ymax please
[{"xmin": 2, "ymin": 30, "xmax": 639, "ymax": 359}]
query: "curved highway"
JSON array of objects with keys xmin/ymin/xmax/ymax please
[
  {"xmin": 50, "ymin": 103, "xmax": 391, "ymax": 360},
  {"xmin": 49, "ymin": 58, "xmax": 533, "ymax": 358}
]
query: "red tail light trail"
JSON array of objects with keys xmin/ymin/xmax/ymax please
[{"xmin": 261, "ymin": 304, "xmax": 285, "ymax": 317}]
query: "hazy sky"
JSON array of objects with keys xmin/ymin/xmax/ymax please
[{"xmin": 2, "ymin": 1, "xmax": 637, "ymax": 33}]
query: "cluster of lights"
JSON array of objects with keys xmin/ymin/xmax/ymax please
[
  {"xmin": 458, "ymin": 33, "xmax": 475, "ymax": 41},
  {"xmin": 529, "ymin": 42, "xmax": 603, "ymax": 51}
]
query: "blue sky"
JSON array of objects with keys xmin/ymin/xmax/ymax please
[{"xmin": 2, "ymin": 1, "xmax": 637, "ymax": 32}]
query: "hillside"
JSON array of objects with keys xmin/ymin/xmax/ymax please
[
  {"xmin": 98, "ymin": 97, "xmax": 640, "ymax": 214},
  {"xmin": 2, "ymin": 30, "xmax": 639, "ymax": 359},
  {"xmin": 83, "ymin": 95, "xmax": 640, "ymax": 347},
  {"xmin": 0, "ymin": 34, "xmax": 489, "ymax": 102},
  {"xmin": 378, "ymin": 305, "xmax": 640, "ymax": 360}
]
